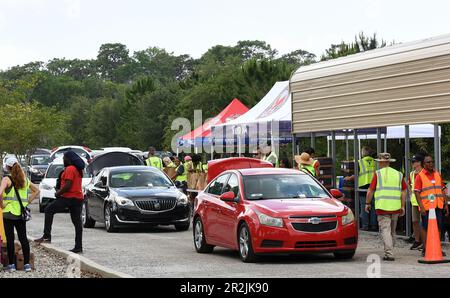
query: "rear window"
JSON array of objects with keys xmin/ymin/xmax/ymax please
[
  {"xmin": 31, "ymin": 156, "xmax": 51, "ymax": 166},
  {"xmin": 46, "ymin": 164, "xmax": 89, "ymax": 178},
  {"xmin": 110, "ymin": 171, "xmax": 173, "ymax": 188},
  {"xmin": 243, "ymin": 174, "xmax": 330, "ymax": 200}
]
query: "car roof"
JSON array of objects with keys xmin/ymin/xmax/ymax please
[{"xmin": 237, "ymin": 168, "xmax": 306, "ymax": 176}]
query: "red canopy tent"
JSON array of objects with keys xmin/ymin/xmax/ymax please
[{"xmin": 179, "ymin": 98, "xmax": 249, "ymax": 147}]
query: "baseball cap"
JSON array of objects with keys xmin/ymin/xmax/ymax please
[
  {"xmin": 184, "ymin": 156, "xmax": 192, "ymax": 162},
  {"xmin": 5, "ymin": 157, "xmax": 18, "ymax": 168},
  {"xmin": 411, "ymin": 154, "xmax": 424, "ymax": 163}
]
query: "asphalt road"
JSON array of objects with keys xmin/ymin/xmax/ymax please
[{"xmin": 26, "ymin": 202, "xmax": 450, "ymax": 278}]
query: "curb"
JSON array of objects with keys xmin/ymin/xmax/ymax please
[{"xmin": 28, "ymin": 236, "xmax": 134, "ymax": 278}]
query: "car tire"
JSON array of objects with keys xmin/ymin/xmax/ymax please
[
  {"xmin": 193, "ymin": 217, "xmax": 214, "ymax": 253},
  {"xmin": 104, "ymin": 204, "xmax": 118, "ymax": 233},
  {"xmin": 334, "ymin": 250, "xmax": 356, "ymax": 260},
  {"xmin": 82, "ymin": 201, "xmax": 96, "ymax": 228},
  {"xmin": 175, "ymin": 221, "xmax": 190, "ymax": 232},
  {"xmin": 238, "ymin": 223, "xmax": 258, "ymax": 263}
]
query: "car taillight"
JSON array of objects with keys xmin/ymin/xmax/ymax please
[
  {"xmin": 51, "ymin": 147, "xmax": 58, "ymax": 152},
  {"xmin": 83, "ymin": 146, "xmax": 92, "ymax": 152}
]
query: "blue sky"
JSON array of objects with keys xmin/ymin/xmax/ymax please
[{"xmin": 1, "ymin": 0, "xmax": 450, "ymax": 70}]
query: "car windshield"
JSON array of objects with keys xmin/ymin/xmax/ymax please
[
  {"xmin": 110, "ymin": 171, "xmax": 173, "ymax": 188},
  {"xmin": 31, "ymin": 156, "xmax": 51, "ymax": 166},
  {"xmin": 46, "ymin": 164, "xmax": 90, "ymax": 178},
  {"xmin": 243, "ymin": 174, "xmax": 330, "ymax": 200}
]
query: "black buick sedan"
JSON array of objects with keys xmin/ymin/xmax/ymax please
[{"xmin": 83, "ymin": 166, "xmax": 190, "ymax": 232}]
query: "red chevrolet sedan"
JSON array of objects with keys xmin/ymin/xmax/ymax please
[{"xmin": 193, "ymin": 168, "xmax": 358, "ymax": 262}]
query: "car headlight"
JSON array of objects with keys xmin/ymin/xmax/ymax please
[
  {"xmin": 342, "ymin": 209, "xmax": 355, "ymax": 226},
  {"xmin": 177, "ymin": 194, "xmax": 188, "ymax": 205},
  {"xmin": 30, "ymin": 167, "xmax": 39, "ymax": 174},
  {"xmin": 115, "ymin": 196, "xmax": 134, "ymax": 207},
  {"xmin": 40, "ymin": 183, "xmax": 54, "ymax": 191},
  {"xmin": 254, "ymin": 210, "xmax": 283, "ymax": 228}
]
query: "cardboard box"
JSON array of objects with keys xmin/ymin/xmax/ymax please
[{"xmin": 15, "ymin": 250, "xmax": 35, "ymax": 271}]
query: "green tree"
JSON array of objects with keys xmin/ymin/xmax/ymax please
[
  {"xmin": 0, "ymin": 103, "xmax": 69, "ymax": 156},
  {"xmin": 97, "ymin": 43, "xmax": 132, "ymax": 83}
]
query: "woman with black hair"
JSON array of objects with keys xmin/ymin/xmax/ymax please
[
  {"xmin": 35, "ymin": 151, "xmax": 85, "ymax": 253},
  {"xmin": 0, "ymin": 157, "xmax": 40, "ymax": 272}
]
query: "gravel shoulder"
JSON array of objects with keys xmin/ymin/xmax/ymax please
[{"xmin": 0, "ymin": 242, "xmax": 102, "ymax": 278}]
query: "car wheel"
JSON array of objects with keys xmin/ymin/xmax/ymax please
[
  {"xmin": 104, "ymin": 204, "xmax": 118, "ymax": 233},
  {"xmin": 238, "ymin": 223, "xmax": 258, "ymax": 263},
  {"xmin": 82, "ymin": 201, "xmax": 96, "ymax": 228},
  {"xmin": 175, "ymin": 221, "xmax": 190, "ymax": 231},
  {"xmin": 334, "ymin": 250, "xmax": 356, "ymax": 260},
  {"xmin": 193, "ymin": 217, "xmax": 214, "ymax": 253}
]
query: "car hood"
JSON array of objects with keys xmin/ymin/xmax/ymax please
[
  {"xmin": 114, "ymin": 187, "xmax": 180, "ymax": 199},
  {"xmin": 250, "ymin": 198, "xmax": 346, "ymax": 217}
]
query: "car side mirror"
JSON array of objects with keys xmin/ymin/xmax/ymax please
[
  {"xmin": 220, "ymin": 191, "xmax": 236, "ymax": 202},
  {"xmin": 330, "ymin": 189, "xmax": 344, "ymax": 199}
]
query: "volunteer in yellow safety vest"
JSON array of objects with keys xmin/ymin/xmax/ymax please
[
  {"xmin": 345, "ymin": 146, "xmax": 377, "ymax": 231},
  {"xmin": 414, "ymin": 154, "xmax": 449, "ymax": 255},
  {"xmin": 0, "ymin": 157, "xmax": 40, "ymax": 272},
  {"xmin": 295, "ymin": 153, "xmax": 317, "ymax": 177},
  {"xmin": 365, "ymin": 153, "xmax": 407, "ymax": 261},
  {"xmin": 263, "ymin": 145, "xmax": 279, "ymax": 168},
  {"xmin": 408, "ymin": 154, "xmax": 425, "ymax": 250},
  {"xmin": 303, "ymin": 147, "xmax": 320, "ymax": 177},
  {"xmin": 173, "ymin": 156, "xmax": 190, "ymax": 193},
  {"xmin": 146, "ymin": 147, "xmax": 163, "ymax": 170}
]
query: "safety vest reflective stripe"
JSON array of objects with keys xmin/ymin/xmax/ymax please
[
  {"xmin": 410, "ymin": 171, "xmax": 419, "ymax": 207},
  {"xmin": 418, "ymin": 170, "xmax": 444, "ymax": 211},
  {"xmin": 374, "ymin": 167, "xmax": 402, "ymax": 211},
  {"xmin": 299, "ymin": 165, "xmax": 316, "ymax": 177}
]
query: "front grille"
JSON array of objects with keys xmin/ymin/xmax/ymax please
[
  {"xmin": 292, "ymin": 221, "xmax": 337, "ymax": 233},
  {"xmin": 295, "ymin": 241, "xmax": 337, "ymax": 249},
  {"xmin": 135, "ymin": 198, "xmax": 177, "ymax": 212},
  {"xmin": 261, "ymin": 240, "xmax": 284, "ymax": 248},
  {"xmin": 289, "ymin": 215, "xmax": 336, "ymax": 219}
]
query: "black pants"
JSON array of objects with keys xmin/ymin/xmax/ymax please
[
  {"xmin": 3, "ymin": 218, "xmax": 30, "ymax": 265},
  {"xmin": 44, "ymin": 198, "xmax": 83, "ymax": 249}
]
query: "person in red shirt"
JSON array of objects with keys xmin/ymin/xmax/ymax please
[
  {"xmin": 35, "ymin": 151, "xmax": 85, "ymax": 253},
  {"xmin": 365, "ymin": 153, "xmax": 407, "ymax": 261}
]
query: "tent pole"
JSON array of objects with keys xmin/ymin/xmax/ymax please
[
  {"xmin": 331, "ymin": 131, "xmax": 336, "ymax": 189},
  {"xmin": 405, "ymin": 125, "xmax": 411, "ymax": 237},
  {"xmin": 439, "ymin": 125, "xmax": 442, "ymax": 173},
  {"xmin": 384, "ymin": 132, "xmax": 388, "ymax": 152},
  {"xmin": 292, "ymin": 135, "xmax": 297, "ymax": 169},
  {"xmin": 311, "ymin": 132, "xmax": 316, "ymax": 149},
  {"xmin": 434, "ymin": 124, "xmax": 440, "ymax": 171},
  {"xmin": 354, "ymin": 130, "xmax": 360, "ymax": 224},
  {"xmin": 377, "ymin": 128, "xmax": 382, "ymax": 154},
  {"xmin": 345, "ymin": 132, "xmax": 349, "ymax": 161}
]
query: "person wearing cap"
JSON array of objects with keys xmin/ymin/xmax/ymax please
[
  {"xmin": 163, "ymin": 157, "xmax": 177, "ymax": 180},
  {"xmin": 296, "ymin": 153, "xmax": 318, "ymax": 177},
  {"xmin": 365, "ymin": 153, "xmax": 407, "ymax": 261},
  {"xmin": 0, "ymin": 157, "xmax": 40, "ymax": 272},
  {"xmin": 146, "ymin": 147, "xmax": 163, "ymax": 170},
  {"xmin": 345, "ymin": 146, "xmax": 377, "ymax": 231},
  {"xmin": 414, "ymin": 154, "xmax": 448, "ymax": 256},
  {"xmin": 35, "ymin": 151, "xmax": 85, "ymax": 253},
  {"xmin": 408, "ymin": 153, "xmax": 425, "ymax": 250}
]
